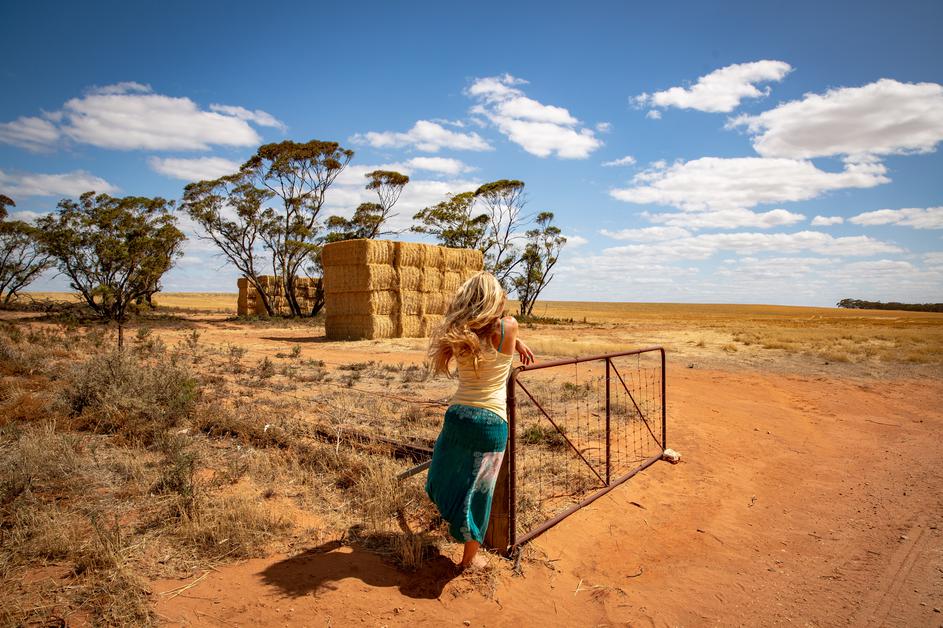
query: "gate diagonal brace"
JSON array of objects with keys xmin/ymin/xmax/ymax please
[{"xmin": 516, "ymin": 379, "xmax": 607, "ymax": 488}]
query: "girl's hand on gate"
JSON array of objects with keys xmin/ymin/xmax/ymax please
[{"xmin": 515, "ymin": 339, "xmax": 535, "ymax": 365}]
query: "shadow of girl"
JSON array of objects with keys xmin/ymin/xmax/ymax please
[{"xmin": 258, "ymin": 538, "xmax": 459, "ymax": 600}]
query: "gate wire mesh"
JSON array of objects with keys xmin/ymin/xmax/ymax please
[{"xmin": 508, "ymin": 347, "xmax": 666, "ymax": 547}]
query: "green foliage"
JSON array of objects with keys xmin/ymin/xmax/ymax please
[
  {"xmin": 836, "ymin": 298, "xmax": 943, "ymax": 312},
  {"xmin": 410, "ymin": 191, "xmax": 488, "ymax": 249},
  {"xmin": 0, "ymin": 196, "xmax": 53, "ymax": 305},
  {"xmin": 36, "ymin": 192, "xmax": 184, "ymax": 332},
  {"xmin": 327, "ymin": 169, "xmax": 409, "ymax": 241}
]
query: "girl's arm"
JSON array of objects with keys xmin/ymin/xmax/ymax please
[{"xmin": 493, "ymin": 316, "xmax": 534, "ymax": 365}]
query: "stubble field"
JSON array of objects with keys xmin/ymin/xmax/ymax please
[{"xmin": 1, "ymin": 293, "xmax": 941, "ymax": 627}]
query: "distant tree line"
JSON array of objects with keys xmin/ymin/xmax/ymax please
[
  {"xmin": 0, "ymin": 137, "xmax": 566, "ymax": 334},
  {"xmin": 836, "ymin": 298, "xmax": 943, "ymax": 313}
]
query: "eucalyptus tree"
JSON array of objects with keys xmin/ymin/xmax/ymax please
[
  {"xmin": 0, "ymin": 195, "xmax": 53, "ymax": 305},
  {"xmin": 326, "ymin": 169, "xmax": 409, "ymax": 241},
  {"xmin": 410, "ymin": 191, "xmax": 489, "ymax": 249},
  {"xmin": 473, "ymin": 179, "xmax": 528, "ymax": 288},
  {"xmin": 512, "ymin": 212, "xmax": 567, "ymax": 317},
  {"xmin": 182, "ymin": 173, "xmax": 277, "ymax": 315},
  {"xmin": 37, "ymin": 192, "xmax": 185, "ymax": 347},
  {"xmin": 241, "ymin": 140, "xmax": 354, "ymax": 316}
]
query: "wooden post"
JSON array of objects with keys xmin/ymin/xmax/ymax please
[{"xmin": 483, "ymin": 450, "xmax": 510, "ymax": 553}]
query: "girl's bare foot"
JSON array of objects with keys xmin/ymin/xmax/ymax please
[{"xmin": 459, "ymin": 553, "xmax": 489, "ymax": 572}]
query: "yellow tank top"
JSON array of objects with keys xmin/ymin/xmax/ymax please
[{"xmin": 451, "ymin": 346, "xmax": 514, "ymax": 421}]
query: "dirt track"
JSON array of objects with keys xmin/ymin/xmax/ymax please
[{"xmin": 153, "ymin": 355, "xmax": 943, "ymax": 627}]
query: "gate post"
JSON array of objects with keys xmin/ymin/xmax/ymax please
[{"xmin": 483, "ymin": 368, "xmax": 518, "ymax": 553}]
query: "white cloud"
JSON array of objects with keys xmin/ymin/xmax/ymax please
[
  {"xmin": 601, "ymin": 226, "xmax": 692, "ymax": 241},
  {"xmin": 811, "ymin": 215, "xmax": 844, "ymax": 226},
  {"xmin": 923, "ymin": 252, "xmax": 943, "ymax": 267},
  {"xmin": 562, "ymin": 234, "xmax": 588, "ymax": 247},
  {"xmin": 351, "ymin": 120, "xmax": 491, "ymax": 153},
  {"xmin": 604, "ymin": 230, "xmax": 902, "ymax": 261},
  {"xmin": 0, "ymin": 116, "xmax": 61, "ymax": 151},
  {"xmin": 0, "ymin": 169, "xmax": 119, "ymax": 198},
  {"xmin": 208, "ymin": 105, "xmax": 287, "ymax": 131},
  {"xmin": 404, "ymin": 156, "xmax": 475, "ymax": 175},
  {"xmin": 645, "ymin": 110, "xmax": 662, "ymax": 120},
  {"xmin": 595, "ymin": 122, "xmax": 612, "ymax": 133},
  {"xmin": 602, "ymin": 155, "xmax": 636, "ymax": 167},
  {"xmin": 634, "ymin": 60, "xmax": 792, "ymax": 114},
  {"xmin": 611, "ymin": 157, "xmax": 888, "ymax": 212},
  {"xmin": 728, "ymin": 79, "xmax": 943, "ymax": 159},
  {"xmin": 467, "ymin": 74, "xmax": 603, "ymax": 159},
  {"xmin": 0, "ymin": 82, "xmax": 283, "ymax": 151},
  {"xmin": 148, "ymin": 156, "xmax": 242, "ymax": 181},
  {"xmin": 644, "ymin": 207, "xmax": 806, "ymax": 229},
  {"xmin": 849, "ymin": 206, "xmax": 943, "ymax": 229}
]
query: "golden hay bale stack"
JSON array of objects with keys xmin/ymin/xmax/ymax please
[
  {"xmin": 325, "ymin": 314, "xmax": 396, "ymax": 340},
  {"xmin": 322, "ymin": 239, "xmax": 395, "ymax": 267},
  {"xmin": 422, "ymin": 292, "xmax": 450, "ymax": 315},
  {"xmin": 327, "ymin": 290, "xmax": 397, "ymax": 316}
]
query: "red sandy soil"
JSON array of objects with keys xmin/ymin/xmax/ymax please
[{"xmin": 153, "ymin": 364, "xmax": 943, "ymax": 627}]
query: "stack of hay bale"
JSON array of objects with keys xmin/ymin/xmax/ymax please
[
  {"xmin": 237, "ymin": 276, "xmax": 319, "ymax": 316},
  {"xmin": 322, "ymin": 239, "xmax": 483, "ymax": 340}
]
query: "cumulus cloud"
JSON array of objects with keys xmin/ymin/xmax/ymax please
[
  {"xmin": 600, "ymin": 226, "xmax": 692, "ymax": 241},
  {"xmin": 811, "ymin": 215, "xmax": 844, "ymax": 226},
  {"xmin": 403, "ymin": 157, "xmax": 475, "ymax": 175},
  {"xmin": 562, "ymin": 234, "xmax": 588, "ymax": 247},
  {"xmin": 595, "ymin": 122, "xmax": 612, "ymax": 133},
  {"xmin": 645, "ymin": 110, "xmax": 662, "ymax": 120},
  {"xmin": 603, "ymin": 230, "xmax": 902, "ymax": 261},
  {"xmin": 0, "ymin": 116, "xmax": 61, "ymax": 151},
  {"xmin": 148, "ymin": 156, "xmax": 242, "ymax": 182},
  {"xmin": 208, "ymin": 105, "xmax": 287, "ymax": 131},
  {"xmin": 0, "ymin": 82, "xmax": 284, "ymax": 151},
  {"xmin": 849, "ymin": 206, "xmax": 943, "ymax": 229},
  {"xmin": 602, "ymin": 155, "xmax": 636, "ymax": 167},
  {"xmin": 634, "ymin": 60, "xmax": 792, "ymax": 114},
  {"xmin": 611, "ymin": 157, "xmax": 888, "ymax": 212},
  {"xmin": 728, "ymin": 79, "xmax": 943, "ymax": 159},
  {"xmin": 643, "ymin": 208, "xmax": 805, "ymax": 229},
  {"xmin": 0, "ymin": 169, "xmax": 119, "ymax": 198},
  {"xmin": 351, "ymin": 120, "xmax": 491, "ymax": 153},
  {"xmin": 467, "ymin": 74, "xmax": 603, "ymax": 159}
]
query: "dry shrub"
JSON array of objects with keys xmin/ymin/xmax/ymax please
[
  {"xmin": 177, "ymin": 493, "xmax": 291, "ymax": 560},
  {"xmin": 0, "ymin": 421, "xmax": 83, "ymax": 504},
  {"xmin": 59, "ymin": 350, "xmax": 198, "ymax": 445}
]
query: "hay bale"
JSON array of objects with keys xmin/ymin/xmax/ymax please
[
  {"xmin": 322, "ymin": 239, "xmax": 395, "ymax": 267},
  {"xmin": 325, "ymin": 314, "xmax": 396, "ymax": 340},
  {"xmin": 422, "ymin": 292, "xmax": 449, "ymax": 315},
  {"xmin": 443, "ymin": 271, "xmax": 464, "ymax": 293},
  {"xmin": 395, "ymin": 241, "xmax": 442, "ymax": 267},
  {"xmin": 398, "ymin": 266, "xmax": 422, "ymax": 291},
  {"xmin": 323, "ymin": 264, "xmax": 397, "ymax": 294},
  {"xmin": 328, "ymin": 290, "xmax": 397, "ymax": 316}
]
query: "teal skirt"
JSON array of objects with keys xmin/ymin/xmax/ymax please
[{"xmin": 425, "ymin": 404, "xmax": 508, "ymax": 544}]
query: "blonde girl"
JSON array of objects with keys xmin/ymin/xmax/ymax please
[{"xmin": 426, "ymin": 271, "xmax": 534, "ymax": 569}]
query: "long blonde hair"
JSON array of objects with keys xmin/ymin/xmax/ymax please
[{"xmin": 429, "ymin": 271, "xmax": 506, "ymax": 375}]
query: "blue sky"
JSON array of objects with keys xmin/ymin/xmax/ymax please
[{"xmin": 2, "ymin": 0, "xmax": 941, "ymax": 305}]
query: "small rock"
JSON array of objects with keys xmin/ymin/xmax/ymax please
[
  {"xmin": 464, "ymin": 621, "xmax": 472, "ymax": 626},
  {"xmin": 687, "ymin": 363, "xmax": 695, "ymax": 369},
  {"xmin": 934, "ymin": 607, "xmax": 940, "ymax": 613},
  {"xmin": 900, "ymin": 535, "xmax": 908, "ymax": 541}
]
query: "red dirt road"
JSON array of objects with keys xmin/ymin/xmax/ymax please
[{"xmin": 154, "ymin": 366, "xmax": 943, "ymax": 627}]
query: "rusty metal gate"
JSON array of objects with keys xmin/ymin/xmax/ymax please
[{"xmin": 485, "ymin": 347, "xmax": 667, "ymax": 553}]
